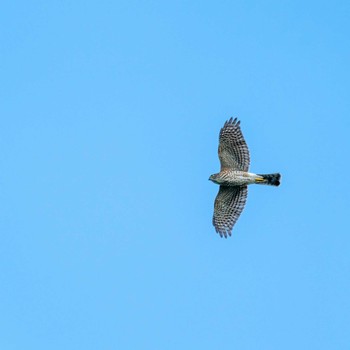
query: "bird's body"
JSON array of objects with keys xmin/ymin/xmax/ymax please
[
  {"xmin": 210, "ymin": 170, "xmax": 263, "ymax": 186},
  {"xmin": 209, "ymin": 117, "xmax": 281, "ymax": 238}
]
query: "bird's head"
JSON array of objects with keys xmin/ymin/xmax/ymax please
[{"xmin": 209, "ymin": 173, "xmax": 220, "ymax": 184}]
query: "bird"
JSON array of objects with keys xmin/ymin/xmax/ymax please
[{"xmin": 209, "ymin": 117, "xmax": 281, "ymax": 238}]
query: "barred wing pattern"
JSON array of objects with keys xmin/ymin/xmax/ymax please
[
  {"xmin": 213, "ymin": 185, "xmax": 248, "ymax": 238},
  {"xmin": 218, "ymin": 117, "xmax": 250, "ymax": 171}
]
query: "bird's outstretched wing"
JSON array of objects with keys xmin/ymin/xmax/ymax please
[
  {"xmin": 218, "ymin": 118, "xmax": 250, "ymax": 171},
  {"xmin": 213, "ymin": 185, "xmax": 248, "ymax": 238}
]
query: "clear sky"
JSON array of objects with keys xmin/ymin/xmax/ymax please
[{"xmin": 1, "ymin": 1, "xmax": 350, "ymax": 349}]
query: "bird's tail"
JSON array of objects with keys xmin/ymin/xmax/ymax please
[{"xmin": 256, "ymin": 173, "xmax": 281, "ymax": 186}]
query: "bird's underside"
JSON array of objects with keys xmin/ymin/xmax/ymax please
[{"xmin": 209, "ymin": 117, "xmax": 281, "ymax": 238}]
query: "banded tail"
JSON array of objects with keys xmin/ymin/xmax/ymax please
[{"xmin": 257, "ymin": 173, "xmax": 281, "ymax": 186}]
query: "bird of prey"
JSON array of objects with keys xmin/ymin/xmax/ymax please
[{"xmin": 209, "ymin": 117, "xmax": 281, "ymax": 238}]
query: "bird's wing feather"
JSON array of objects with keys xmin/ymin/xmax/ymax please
[
  {"xmin": 218, "ymin": 117, "xmax": 250, "ymax": 171},
  {"xmin": 212, "ymin": 185, "xmax": 248, "ymax": 238}
]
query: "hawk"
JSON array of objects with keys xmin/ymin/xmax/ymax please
[{"xmin": 209, "ymin": 117, "xmax": 281, "ymax": 238}]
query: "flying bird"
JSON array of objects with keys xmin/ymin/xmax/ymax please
[{"xmin": 209, "ymin": 117, "xmax": 281, "ymax": 238}]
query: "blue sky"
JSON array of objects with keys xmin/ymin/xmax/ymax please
[{"xmin": 1, "ymin": 1, "xmax": 350, "ymax": 349}]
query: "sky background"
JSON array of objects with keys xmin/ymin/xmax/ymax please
[{"xmin": 1, "ymin": 1, "xmax": 350, "ymax": 349}]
